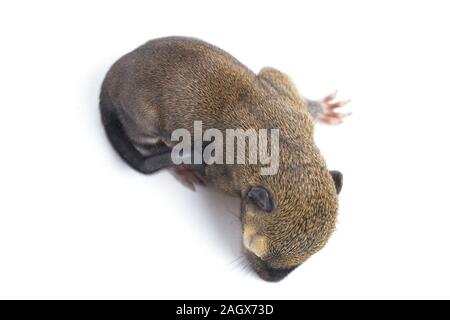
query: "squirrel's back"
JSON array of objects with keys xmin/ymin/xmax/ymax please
[{"xmin": 102, "ymin": 37, "xmax": 267, "ymax": 133}]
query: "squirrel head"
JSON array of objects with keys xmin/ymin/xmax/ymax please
[
  {"xmin": 240, "ymin": 142, "xmax": 343, "ymax": 282},
  {"xmin": 217, "ymin": 98, "xmax": 343, "ymax": 281}
]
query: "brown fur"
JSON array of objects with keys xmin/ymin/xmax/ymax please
[{"xmin": 100, "ymin": 36, "xmax": 340, "ymax": 281}]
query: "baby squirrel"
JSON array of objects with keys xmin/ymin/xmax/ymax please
[{"xmin": 100, "ymin": 36, "xmax": 350, "ymax": 281}]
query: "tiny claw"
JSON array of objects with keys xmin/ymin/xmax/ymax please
[
  {"xmin": 324, "ymin": 110, "xmax": 352, "ymax": 119},
  {"xmin": 330, "ymin": 99, "xmax": 352, "ymax": 109},
  {"xmin": 318, "ymin": 115, "xmax": 343, "ymax": 125},
  {"xmin": 185, "ymin": 181, "xmax": 196, "ymax": 192},
  {"xmin": 170, "ymin": 165, "xmax": 206, "ymax": 191},
  {"xmin": 178, "ymin": 172, "xmax": 196, "ymax": 191},
  {"xmin": 323, "ymin": 90, "xmax": 338, "ymax": 102}
]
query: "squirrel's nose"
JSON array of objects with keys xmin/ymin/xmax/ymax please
[
  {"xmin": 245, "ymin": 249, "xmax": 297, "ymax": 282},
  {"xmin": 262, "ymin": 265, "xmax": 297, "ymax": 282}
]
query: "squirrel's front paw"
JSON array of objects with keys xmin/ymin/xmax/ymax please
[
  {"xmin": 170, "ymin": 165, "xmax": 206, "ymax": 191},
  {"xmin": 316, "ymin": 91, "xmax": 351, "ymax": 125}
]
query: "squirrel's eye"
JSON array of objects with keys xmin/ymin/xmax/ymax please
[{"xmin": 247, "ymin": 187, "xmax": 273, "ymax": 213}]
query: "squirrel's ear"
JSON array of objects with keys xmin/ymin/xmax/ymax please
[
  {"xmin": 246, "ymin": 187, "xmax": 274, "ymax": 213},
  {"xmin": 329, "ymin": 170, "xmax": 343, "ymax": 194}
]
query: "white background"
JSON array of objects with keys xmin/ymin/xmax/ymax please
[{"xmin": 0, "ymin": 0, "xmax": 449, "ymax": 299}]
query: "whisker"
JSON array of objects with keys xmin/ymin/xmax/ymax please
[
  {"xmin": 226, "ymin": 208, "xmax": 241, "ymax": 220},
  {"xmin": 227, "ymin": 255, "xmax": 243, "ymax": 266},
  {"xmin": 228, "ymin": 255, "xmax": 246, "ymax": 271},
  {"xmin": 240, "ymin": 259, "xmax": 249, "ymax": 272}
]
